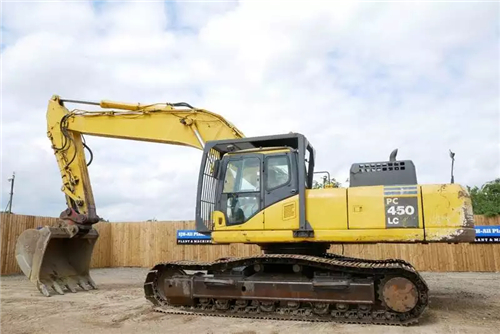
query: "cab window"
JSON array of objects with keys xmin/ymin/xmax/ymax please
[
  {"xmin": 266, "ymin": 155, "xmax": 290, "ymax": 190},
  {"xmin": 223, "ymin": 157, "xmax": 260, "ymax": 193},
  {"xmin": 222, "ymin": 156, "xmax": 261, "ymax": 225}
]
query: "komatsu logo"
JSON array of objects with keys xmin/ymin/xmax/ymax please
[{"xmin": 384, "ymin": 185, "xmax": 418, "ymax": 196}]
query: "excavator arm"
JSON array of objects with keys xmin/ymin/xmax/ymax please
[
  {"xmin": 47, "ymin": 95, "xmax": 244, "ymax": 227},
  {"xmin": 15, "ymin": 94, "xmax": 245, "ymax": 296}
]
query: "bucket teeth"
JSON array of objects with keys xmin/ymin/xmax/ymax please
[
  {"xmin": 37, "ymin": 282, "xmax": 51, "ymax": 297},
  {"xmin": 36, "ymin": 276, "xmax": 98, "ymax": 296},
  {"xmin": 86, "ymin": 276, "xmax": 97, "ymax": 289},
  {"xmin": 52, "ymin": 281, "xmax": 65, "ymax": 295},
  {"xmin": 66, "ymin": 283, "xmax": 78, "ymax": 293},
  {"xmin": 62, "ymin": 277, "xmax": 79, "ymax": 293},
  {"xmin": 78, "ymin": 278, "xmax": 90, "ymax": 291}
]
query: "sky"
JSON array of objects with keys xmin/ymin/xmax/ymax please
[{"xmin": 1, "ymin": 0, "xmax": 499, "ymax": 222}]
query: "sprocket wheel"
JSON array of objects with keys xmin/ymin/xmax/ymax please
[{"xmin": 379, "ymin": 276, "xmax": 418, "ymax": 313}]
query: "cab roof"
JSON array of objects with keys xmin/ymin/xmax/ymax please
[{"xmin": 206, "ymin": 132, "xmax": 314, "ymax": 156}]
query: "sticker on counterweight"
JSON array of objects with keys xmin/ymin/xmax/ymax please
[{"xmin": 384, "ymin": 196, "xmax": 419, "ymax": 228}]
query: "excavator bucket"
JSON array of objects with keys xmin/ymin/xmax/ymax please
[{"xmin": 15, "ymin": 226, "xmax": 99, "ymax": 297}]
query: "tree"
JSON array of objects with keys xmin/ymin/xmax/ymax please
[
  {"xmin": 312, "ymin": 175, "xmax": 342, "ymax": 189},
  {"xmin": 467, "ymin": 178, "xmax": 500, "ymax": 217}
]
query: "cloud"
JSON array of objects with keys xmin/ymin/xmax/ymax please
[{"xmin": 2, "ymin": 1, "xmax": 499, "ymax": 221}]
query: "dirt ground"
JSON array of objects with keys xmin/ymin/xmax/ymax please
[{"xmin": 1, "ymin": 268, "xmax": 500, "ymax": 334}]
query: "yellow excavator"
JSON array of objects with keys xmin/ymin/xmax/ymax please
[{"xmin": 16, "ymin": 95, "xmax": 475, "ymax": 326}]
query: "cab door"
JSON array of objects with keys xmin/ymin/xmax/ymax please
[
  {"xmin": 263, "ymin": 152, "xmax": 299, "ymax": 230},
  {"xmin": 217, "ymin": 154, "xmax": 264, "ymax": 229}
]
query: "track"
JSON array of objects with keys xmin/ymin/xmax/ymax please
[{"xmin": 144, "ymin": 253, "xmax": 429, "ymax": 326}]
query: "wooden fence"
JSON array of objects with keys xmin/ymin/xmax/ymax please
[{"xmin": 1, "ymin": 213, "xmax": 499, "ymax": 275}]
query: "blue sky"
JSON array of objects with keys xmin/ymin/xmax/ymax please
[{"xmin": 1, "ymin": 1, "xmax": 499, "ymax": 221}]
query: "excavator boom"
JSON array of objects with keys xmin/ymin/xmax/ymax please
[
  {"xmin": 15, "ymin": 95, "xmax": 245, "ymax": 296},
  {"xmin": 47, "ymin": 95, "xmax": 244, "ymax": 223}
]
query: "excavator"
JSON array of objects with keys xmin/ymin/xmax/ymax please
[{"xmin": 15, "ymin": 95, "xmax": 475, "ymax": 326}]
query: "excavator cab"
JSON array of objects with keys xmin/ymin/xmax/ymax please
[{"xmin": 195, "ymin": 133, "xmax": 316, "ymax": 236}]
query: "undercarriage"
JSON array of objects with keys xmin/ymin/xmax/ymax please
[{"xmin": 143, "ymin": 252, "xmax": 428, "ymax": 326}]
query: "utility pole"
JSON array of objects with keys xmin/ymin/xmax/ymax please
[
  {"xmin": 449, "ymin": 150, "xmax": 455, "ymax": 184},
  {"xmin": 5, "ymin": 172, "xmax": 15, "ymax": 214}
]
